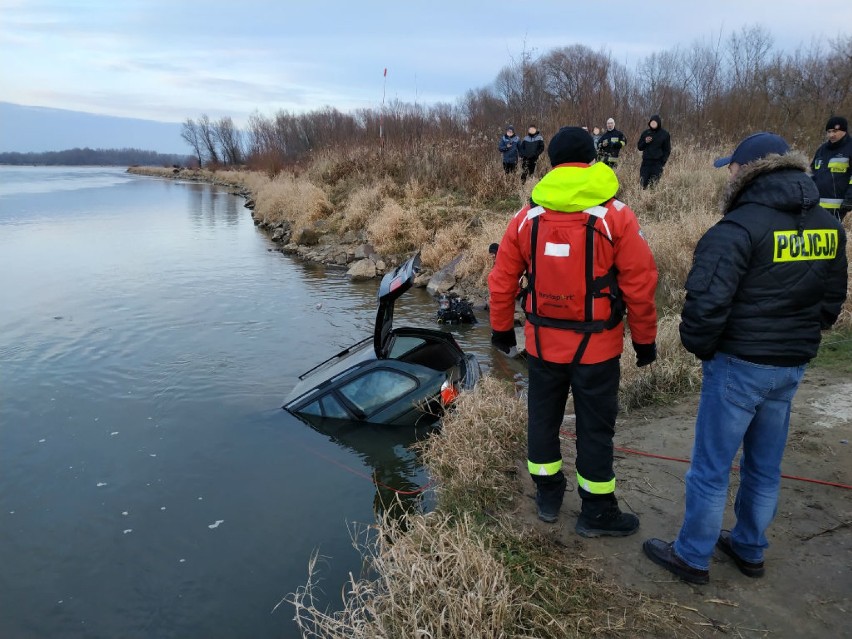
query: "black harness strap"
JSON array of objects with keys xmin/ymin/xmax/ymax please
[
  {"xmin": 573, "ymin": 217, "xmax": 599, "ymax": 365},
  {"xmin": 529, "ymin": 214, "xmax": 543, "ymax": 359},
  {"xmin": 524, "ymin": 210, "xmax": 624, "ymax": 364}
]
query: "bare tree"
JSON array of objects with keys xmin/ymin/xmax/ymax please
[
  {"xmin": 213, "ymin": 116, "xmax": 243, "ymax": 165},
  {"xmin": 180, "ymin": 118, "xmax": 203, "ymax": 167},
  {"xmin": 197, "ymin": 114, "xmax": 220, "ymax": 165}
]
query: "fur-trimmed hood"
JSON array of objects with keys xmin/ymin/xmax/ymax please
[{"xmin": 720, "ymin": 150, "xmax": 818, "ymax": 214}]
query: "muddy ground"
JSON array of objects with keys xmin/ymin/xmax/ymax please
[{"xmin": 513, "ymin": 368, "xmax": 852, "ymax": 638}]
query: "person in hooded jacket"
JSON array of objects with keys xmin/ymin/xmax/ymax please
[
  {"xmin": 597, "ymin": 117, "xmax": 626, "ymax": 167},
  {"xmin": 499, "ymin": 125, "xmax": 520, "ymax": 173},
  {"xmin": 643, "ymin": 133, "xmax": 847, "ymax": 585},
  {"xmin": 519, "ymin": 124, "xmax": 545, "ymax": 183},
  {"xmin": 489, "ymin": 127, "xmax": 658, "ymax": 537},
  {"xmin": 637, "ymin": 115, "xmax": 671, "ymax": 189},
  {"xmin": 811, "ymin": 115, "xmax": 852, "ymax": 220}
]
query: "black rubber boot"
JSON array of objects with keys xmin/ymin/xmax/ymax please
[
  {"xmin": 575, "ymin": 496, "xmax": 639, "ymax": 537},
  {"xmin": 532, "ymin": 472, "xmax": 567, "ymax": 523}
]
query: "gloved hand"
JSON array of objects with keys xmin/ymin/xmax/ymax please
[
  {"xmin": 491, "ymin": 329, "xmax": 517, "ymax": 354},
  {"xmin": 632, "ymin": 341, "xmax": 657, "ymax": 367}
]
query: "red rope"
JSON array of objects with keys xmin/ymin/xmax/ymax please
[{"xmin": 559, "ymin": 429, "xmax": 852, "ymax": 490}]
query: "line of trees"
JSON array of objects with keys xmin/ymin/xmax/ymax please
[
  {"xmin": 0, "ymin": 147, "xmax": 193, "ymax": 167},
  {"xmin": 181, "ymin": 26, "xmax": 852, "ymax": 170}
]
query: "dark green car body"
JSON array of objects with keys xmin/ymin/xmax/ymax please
[{"xmin": 284, "ymin": 255, "xmax": 480, "ymax": 426}]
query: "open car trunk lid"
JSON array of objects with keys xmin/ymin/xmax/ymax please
[{"xmin": 374, "ymin": 253, "xmax": 420, "ymax": 359}]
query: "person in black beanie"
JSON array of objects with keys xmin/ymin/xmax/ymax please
[
  {"xmin": 637, "ymin": 115, "xmax": 671, "ymax": 189},
  {"xmin": 489, "ymin": 126, "xmax": 658, "ymax": 536},
  {"xmin": 811, "ymin": 115, "xmax": 852, "ymax": 220}
]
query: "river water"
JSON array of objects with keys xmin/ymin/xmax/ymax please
[{"xmin": 0, "ymin": 166, "xmax": 521, "ymax": 638}]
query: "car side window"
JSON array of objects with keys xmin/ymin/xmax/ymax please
[
  {"xmin": 339, "ymin": 369, "xmax": 418, "ymax": 415},
  {"xmin": 301, "ymin": 400, "xmax": 322, "ymax": 416},
  {"xmin": 321, "ymin": 394, "xmax": 350, "ymax": 419}
]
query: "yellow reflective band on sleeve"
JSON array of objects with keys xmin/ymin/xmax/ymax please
[
  {"xmin": 828, "ymin": 157, "xmax": 849, "ymax": 173},
  {"xmin": 819, "ymin": 198, "xmax": 842, "ymax": 210},
  {"xmin": 576, "ymin": 472, "xmax": 615, "ymax": 494},
  {"xmin": 528, "ymin": 459, "xmax": 562, "ymax": 476},
  {"xmin": 773, "ymin": 229, "xmax": 838, "ymax": 262}
]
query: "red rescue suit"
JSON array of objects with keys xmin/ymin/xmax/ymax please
[
  {"xmin": 489, "ymin": 163, "xmax": 658, "ymax": 364},
  {"xmin": 488, "ymin": 161, "xmax": 658, "ymax": 511}
]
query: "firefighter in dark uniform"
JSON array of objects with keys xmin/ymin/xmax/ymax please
[
  {"xmin": 811, "ymin": 115, "xmax": 852, "ymax": 220},
  {"xmin": 489, "ymin": 127, "xmax": 659, "ymax": 537},
  {"xmin": 597, "ymin": 117, "xmax": 626, "ymax": 168}
]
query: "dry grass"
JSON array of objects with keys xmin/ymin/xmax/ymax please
[
  {"xmin": 251, "ymin": 173, "xmax": 332, "ymax": 230},
  {"xmin": 621, "ymin": 315, "xmax": 703, "ymax": 410},
  {"xmin": 366, "ymin": 198, "xmax": 432, "ymax": 257},
  {"xmin": 421, "ymin": 377, "xmax": 527, "ymax": 513},
  {"xmin": 839, "ymin": 214, "xmax": 852, "ymax": 329},
  {"xmin": 340, "ymin": 182, "xmax": 388, "ymax": 233},
  {"xmin": 289, "ymin": 378, "xmax": 688, "ymax": 639},
  {"xmin": 290, "ymin": 512, "xmax": 515, "ymax": 639}
]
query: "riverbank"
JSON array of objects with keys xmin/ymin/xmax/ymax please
[
  {"xmin": 127, "ymin": 162, "xmax": 512, "ymax": 303},
  {"xmin": 290, "ymin": 344, "xmax": 852, "ymax": 638},
  {"xmin": 130, "ymin": 154, "xmax": 852, "ymax": 637}
]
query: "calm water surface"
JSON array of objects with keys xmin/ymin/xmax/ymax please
[{"xmin": 0, "ymin": 166, "xmax": 519, "ymax": 638}]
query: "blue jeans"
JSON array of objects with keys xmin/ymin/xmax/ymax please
[{"xmin": 674, "ymin": 353, "xmax": 805, "ymax": 570}]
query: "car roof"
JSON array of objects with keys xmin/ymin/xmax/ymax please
[{"xmin": 284, "ymin": 337, "xmax": 375, "ymax": 406}]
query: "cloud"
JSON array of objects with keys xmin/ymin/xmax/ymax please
[{"xmin": 2, "ymin": 0, "xmax": 851, "ymax": 123}]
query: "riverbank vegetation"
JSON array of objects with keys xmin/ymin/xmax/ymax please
[
  {"xmin": 135, "ymin": 143, "xmax": 851, "ymax": 636},
  {"xmin": 290, "ymin": 378, "xmax": 689, "ymax": 638},
  {"xmin": 133, "ymin": 25, "xmax": 852, "ymax": 638}
]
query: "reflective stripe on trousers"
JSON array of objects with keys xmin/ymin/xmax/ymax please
[
  {"xmin": 576, "ymin": 471, "xmax": 615, "ymax": 494},
  {"xmin": 528, "ymin": 459, "xmax": 562, "ymax": 476}
]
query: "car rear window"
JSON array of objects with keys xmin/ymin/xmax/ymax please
[
  {"xmin": 339, "ymin": 369, "xmax": 418, "ymax": 415},
  {"xmin": 388, "ymin": 336, "xmax": 426, "ymax": 359}
]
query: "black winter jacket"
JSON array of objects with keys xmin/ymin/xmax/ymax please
[
  {"xmin": 637, "ymin": 115, "xmax": 671, "ymax": 165},
  {"xmin": 680, "ymin": 152, "xmax": 848, "ymax": 365},
  {"xmin": 598, "ymin": 129, "xmax": 626, "ymax": 157},
  {"xmin": 811, "ymin": 133, "xmax": 852, "ymax": 217},
  {"xmin": 518, "ymin": 133, "xmax": 545, "ymax": 159}
]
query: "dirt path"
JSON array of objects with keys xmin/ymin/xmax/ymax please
[{"xmin": 514, "ymin": 368, "xmax": 852, "ymax": 638}]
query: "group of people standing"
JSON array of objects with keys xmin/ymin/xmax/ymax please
[
  {"xmin": 593, "ymin": 116, "xmax": 673, "ymax": 188},
  {"xmin": 499, "ymin": 115, "xmax": 673, "ymax": 189},
  {"xmin": 488, "ymin": 118, "xmax": 848, "ymax": 585},
  {"xmin": 498, "ymin": 124, "xmax": 545, "ymax": 182}
]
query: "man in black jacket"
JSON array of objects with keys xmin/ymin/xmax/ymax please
[
  {"xmin": 811, "ymin": 115, "xmax": 852, "ymax": 220},
  {"xmin": 643, "ymin": 133, "xmax": 848, "ymax": 585},
  {"xmin": 518, "ymin": 125, "xmax": 545, "ymax": 183},
  {"xmin": 597, "ymin": 118, "xmax": 625, "ymax": 168},
  {"xmin": 637, "ymin": 115, "xmax": 671, "ymax": 188}
]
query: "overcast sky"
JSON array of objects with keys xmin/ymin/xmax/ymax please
[{"xmin": 1, "ymin": 0, "xmax": 850, "ymax": 124}]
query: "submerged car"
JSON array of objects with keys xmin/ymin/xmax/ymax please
[{"xmin": 284, "ymin": 254, "xmax": 481, "ymax": 426}]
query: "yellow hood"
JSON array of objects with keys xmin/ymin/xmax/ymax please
[{"xmin": 531, "ymin": 163, "xmax": 619, "ymax": 212}]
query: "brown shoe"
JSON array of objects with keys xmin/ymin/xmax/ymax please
[
  {"xmin": 643, "ymin": 538, "xmax": 709, "ymax": 585},
  {"xmin": 716, "ymin": 530, "xmax": 765, "ymax": 578}
]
